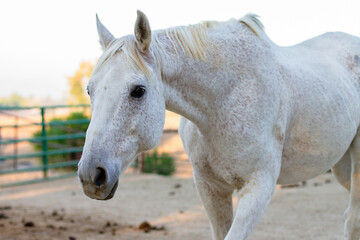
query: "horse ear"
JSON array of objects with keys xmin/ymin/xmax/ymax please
[
  {"xmin": 134, "ymin": 10, "xmax": 151, "ymax": 51},
  {"xmin": 96, "ymin": 14, "xmax": 115, "ymax": 51}
]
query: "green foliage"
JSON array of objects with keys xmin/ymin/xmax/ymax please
[
  {"xmin": 143, "ymin": 149, "xmax": 175, "ymax": 176},
  {"xmin": 32, "ymin": 111, "xmax": 89, "ymax": 164}
]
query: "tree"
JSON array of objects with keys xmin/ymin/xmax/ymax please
[{"xmin": 67, "ymin": 61, "xmax": 94, "ymax": 105}]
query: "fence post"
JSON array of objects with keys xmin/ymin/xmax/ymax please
[
  {"xmin": 13, "ymin": 116, "xmax": 18, "ymax": 169},
  {"xmin": 140, "ymin": 152, "xmax": 145, "ymax": 173},
  {"xmin": 40, "ymin": 107, "xmax": 48, "ymax": 178},
  {"xmin": 0, "ymin": 126, "xmax": 2, "ymax": 157}
]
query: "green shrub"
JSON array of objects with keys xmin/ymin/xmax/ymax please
[
  {"xmin": 143, "ymin": 149, "xmax": 175, "ymax": 176},
  {"xmin": 32, "ymin": 111, "xmax": 89, "ymax": 164}
]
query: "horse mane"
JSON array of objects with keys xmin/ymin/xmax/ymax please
[
  {"xmin": 153, "ymin": 22, "xmax": 210, "ymax": 61},
  {"xmin": 239, "ymin": 13, "xmax": 264, "ymax": 37},
  {"xmin": 92, "ymin": 13, "xmax": 264, "ymax": 79}
]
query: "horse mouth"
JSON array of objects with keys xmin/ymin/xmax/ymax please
[{"xmin": 102, "ymin": 179, "xmax": 119, "ymax": 200}]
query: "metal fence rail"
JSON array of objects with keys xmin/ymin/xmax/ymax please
[{"xmin": 0, "ymin": 105, "xmax": 90, "ymax": 188}]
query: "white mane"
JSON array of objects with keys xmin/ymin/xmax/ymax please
[
  {"xmin": 92, "ymin": 13, "xmax": 265, "ymax": 79},
  {"xmin": 153, "ymin": 22, "xmax": 210, "ymax": 61},
  {"xmin": 239, "ymin": 13, "xmax": 264, "ymax": 37}
]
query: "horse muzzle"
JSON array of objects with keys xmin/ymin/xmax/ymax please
[{"xmin": 78, "ymin": 164, "xmax": 120, "ymax": 200}]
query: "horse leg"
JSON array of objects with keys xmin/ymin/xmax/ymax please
[
  {"xmin": 332, "ymin": 150, "xmax": 351, "ymax": 191},
  {"xmin": 180, "ymin": 118, "xmax": 234, "ymax": 239},
  {"xmin": 224, "ymin": 170, "xmax": 277, "ymax": 240},
  {"xmin": 345, "ymin": 131, "xmax": 360, "ymax": 240},
  {"xmin": 194, "ymin": 173, "xmax": 234, "ymax": 240}
]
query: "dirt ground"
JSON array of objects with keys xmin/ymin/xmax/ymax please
[{"xmin": 0, "ymin": 172, "xmax": 349, "ymax": 240}]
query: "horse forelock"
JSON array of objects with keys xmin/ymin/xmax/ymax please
[{"xmin": 92, "ymin": 37, "xmax": 152, "ymax": 78}]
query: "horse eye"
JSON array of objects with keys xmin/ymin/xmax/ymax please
[{"xmin": 130, "ymin": 85, "xmax": 146, "ymax": 98}]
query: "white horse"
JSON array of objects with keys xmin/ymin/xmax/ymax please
[{"xmin": 78, "ymin": 10, "xmax": 360, "ymax": 239}]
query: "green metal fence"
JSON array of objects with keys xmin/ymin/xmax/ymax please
[
  {"xmin": 0, "ymin": 105, "xmax": 178, "ymax": 188},
  {"xmin": 0, "ymin": 105, "xmax": 90, "ymax": 188}
]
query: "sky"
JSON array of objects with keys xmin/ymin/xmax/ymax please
[{"xmin": 0, "ymin": 0, "xmax": 359, "ymax": 100}]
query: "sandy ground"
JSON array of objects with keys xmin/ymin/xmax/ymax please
[{"xmin": 0, "ymin": 172, "xmax": 349, "ymax": 240}]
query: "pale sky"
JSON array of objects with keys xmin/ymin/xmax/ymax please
[{"xmin": 0, "ymin": 0, "xmax": 359, "ymax": 100}]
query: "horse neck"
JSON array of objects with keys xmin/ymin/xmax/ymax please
[
  {"xmin": 156, "ymin": 26, "xmax": 275, "ymax": 132},
  {"xmin": 157, "ymin": 44, "xmax": 219, "ymax": 131}
]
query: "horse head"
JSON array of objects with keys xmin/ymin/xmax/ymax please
[{"xmin": 78, "ymin": 11, "xmax": 165, "ymax": 200}]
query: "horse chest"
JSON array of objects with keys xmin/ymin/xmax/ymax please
[{"xmin": 196, "ymin": 131, "xmax": 275, "ymax": 186}]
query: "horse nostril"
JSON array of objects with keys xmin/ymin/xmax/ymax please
[{"xmin": 94, "ymin": 167, "xmax": 107, "ymax": 187}]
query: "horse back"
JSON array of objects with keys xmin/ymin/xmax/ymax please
[{"xmin": 299, "ymin": 32, "xmax": 360, "ymax": 86}]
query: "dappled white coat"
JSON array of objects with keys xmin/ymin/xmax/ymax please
[{"xmin": 78, "ymin": 11, "xmax": 360, "ymax": 240}]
